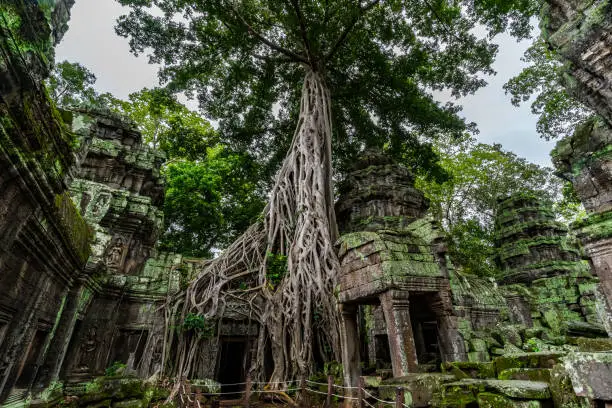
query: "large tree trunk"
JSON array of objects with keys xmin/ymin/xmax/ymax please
[
  {"xmin": 167, "ymin": 68, "xmax": 341, "ymax": 391},
  {"xmin": 262, "ymin": 68, "xmax": 341, "ymax": 383}
]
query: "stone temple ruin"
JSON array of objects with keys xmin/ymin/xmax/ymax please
[{"xmin": 2, "ymin": 0, "xmax": 612, "ymax": 407}]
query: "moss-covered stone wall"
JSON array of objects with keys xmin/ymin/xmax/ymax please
[{"xmin": 0, "ymin": 0, "xmax": 99, "ymax": 402}]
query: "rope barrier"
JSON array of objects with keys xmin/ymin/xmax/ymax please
[
  {"xmin": 332, "ymin": 383, "xmax": 360, "ymax": 390},
  {"xmin": 302, "ymin": 388, "xmax": 359, "ymax": 400},
  {"xmin": 362, "ymin": 389, "xmax": 396, "ymax": 406},
  {"xmin": 363, "ymin": 399, "xmax": 378, "ymax": 408},
  {"xmin": 251, "ymin": 388, "xmax": 301, "ymax": 393},
  {"xmin": 305, "ymin": 379, "xmax": 328, "ymax": 386},
  {"xmin": 175, "ymin": 376, "xmax": 406, "ymax": 407}
]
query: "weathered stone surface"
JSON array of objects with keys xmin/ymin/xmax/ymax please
[
  {"xmin": 549, "ymin": 363, "xmax": 592, "ymax": 408},
  {"xmin": 494, "ymin": 193, "xmax": 605, "ymax": 334},
  {"xmin": 497, "ymin": 368, "xmax": 551, "ymax": 383},
  {"xmin": 379, "ymin": 373, "xmax": 455, "ymax": 407},
  {"xmin": 0, "ymin": 0, "xmax": 93, "ymax": 401},
  {"xmin": 476, "ymin": 392, "xmax": 542, "ymax": 408},
  {"xmin": 494, "ymin": 352, "xmax": 565, "ymax": 373},
  {"xmin": 441, "ymin": 362, "xmax": 496, "ymax": 380},
  {"xmin": 433, "ymin": 379, "xmax": 551, "ymax": 407},
  {"xmin": 545, "ymin": 0, "xmax": 612, "ymax": 335},
  {"xmin": 563, "ymin": 351, "xmax": 612, "ymax": 400},
  {"xmin": 337, "ymin": 152, "xmax": 466, "ymax": 386}
]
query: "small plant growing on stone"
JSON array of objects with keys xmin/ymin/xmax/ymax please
[
  {"xmin": 265, "ymin": 251, "xmax": 287, "ymax": 289},
  {"xmin": 105, "ymin": 361, "xmax": 127, "ymax": 377},
  {"xmin": 182, "ymin": 313, "xmax": 215, "ymax": 338}
]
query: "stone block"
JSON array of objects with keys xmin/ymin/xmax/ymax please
[
  {"xmin": 494, "ymin": 352, "xmax": 565, "ymax": 374},
  {"xmin": 497, "ymin": 368, "xmax": 551, "ymax": 383},
  {"xmin": 477, "ymin": 392, "xmax": 542, "ymax": 408},
  {"xmin": 468, "ymin": 351, "xmax": 490, "ymax": 363},
  {"xmin": 111, "ymin": 399, "xmax": 144, "ymax": 408},
  {"xmin": 441, "ymin": 361, "xmax": 496, "ymax": 379},
  {"xmin": 380, "ymin": 373, "xmax": 454, "ymax": 407},
  {"xmin": 548, "ymin": 363, "xmax": 591, "ymax": 408},
  {"xmin": 563, "ymin": 351, "xmax": 612, "ymax": 400},
  {"xmin": 484, "ymin": 380, "xmax": 550, "ymax": 400},
  {"xmin": 574, "ymin": 336, "xmax": 612, "ymax": 351}
]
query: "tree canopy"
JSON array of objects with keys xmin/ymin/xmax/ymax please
[
  {"xmin": 415, "ymin": 134, "xmax": 562, "ymax": 276},
  {"xmin": 47, "ymin": 60, "xmax": 99, "ymax": 107},
  {"xmin": 116, "ymin": 0, "xmax": 539, "ymax": 174},
  {"xmin": 504, "ymin": 38, "xmax": 592, "ymax": 140}
]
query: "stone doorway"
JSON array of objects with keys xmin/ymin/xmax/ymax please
[
  {"xmin": 374, "ymin": 334, "xmax": 392, "ymax": 370},
  {"xmin": 15, "ymin": 329, "xmax": 47, "ymax": 387},
  {"xmin": 409, "ymin": 293, "xmax": 442, "ymax": 368},
  {"xmin": 110, "ymin": 329, "xmax": 148, "ymax": 370},
  {"xmin": 217, "ymin": 337, "xmax": 249, "ymax": 395}
]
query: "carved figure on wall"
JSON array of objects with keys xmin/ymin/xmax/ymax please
[
  {"xmin": 106, "ymin": 238, "xmax": 126, "ymax": 269},
  {"xmin": 74, "ymin": 326, "xmax": 98, "ymax": 373},
  {"xmin": 91, "ymin": 193, "xmax": 110, "ymax": 218}
]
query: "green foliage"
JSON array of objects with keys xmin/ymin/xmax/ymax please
[
  {"xmin": 504, "ymin": 39, "xmax": 592, "ymax": 140},
  {"xmin": 266, "ymin": 251, "xmax": 288, "ymax": 288},
  {"xmin": 416, "ymin": 134, "xmax": 561, "ymax": 276},
  {"xmin": 447, "ymin": 219, "xmax": 496, "ymax": 277},
  {"xmin": 46, "ymin": 60, "xmax": 100, "ymax": 107},
  {"xmin": 115, "ymin": 0, "xmax": 538, "ymax": 176},
  {"xmin": 182, "ymin": 313, "xmax": 215, "ymax": 338},
  {"xmin": 104, "ymin": 88, "xmax": 215, "ymax": 157},
  {"xmin": 160, "ymin": 146, "xmax": 265, "ymax": 257},
  {"xmin": 554, "ymin": 181, "xmax": 586, "ymax": 225},
  {"xmin": 105, "ymin": 361, "xmax": 127, "ymax": 377}
]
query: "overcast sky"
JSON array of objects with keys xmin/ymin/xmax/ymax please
[{"xmin": 55, "ymin": 1, "xmax": 557, "ymax": 167}]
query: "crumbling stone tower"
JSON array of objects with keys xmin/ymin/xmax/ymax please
[
  {"xmin": 494, "ymin": 193, "xmax": 604, "ymax": 335},
  {"xmin": 544, "ymin": 0, "xmax": 612, "ymax": 333},
  {"xmin": 335, "ymin": 150, "xmax": 466, "ymax": 388},
  {"xmin": 55, "ymin": 109, "xmax": 180, "ymax": 382}
]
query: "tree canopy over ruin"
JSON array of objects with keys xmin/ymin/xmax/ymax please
[{"xmin": 112, "ymin": 0, "xmax": 543, "ymax": 386}]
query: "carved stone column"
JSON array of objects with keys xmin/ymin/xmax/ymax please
[
  {"xmin": 584, "ymin": 239, "xmax": 612, "ymax": 334},
  {"xmin": 0, "ymin": 268, "xmax": 51, "ymax": 400},
  {"xmin": 379, "ymin": 290, "xmax": 417, "ymax": 376},
  {"xmin": 36, "ymin": 285, "xmax": 84, "ymax": 386},
  {"xmin": 339, "ymin": 303, "xmax": 361, "ymax": 396}
]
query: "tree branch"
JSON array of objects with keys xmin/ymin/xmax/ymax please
[
  {"xmin": 229, "ymin": 4, "xmax": 309, "ymax": 65},
  {"xmin": 286, "ymin": 0, "xmax": 313, "ymax": 65},
  {"xmin": 324, "ymin": 0, "xmax": 379, "ymax": 63}
]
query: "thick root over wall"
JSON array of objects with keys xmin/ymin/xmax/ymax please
[{"xmin": 164, "ymin": 69, "xmax": 342, "ymax": 394}]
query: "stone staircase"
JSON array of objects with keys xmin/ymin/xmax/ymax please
[{"xmin": 0, "ymin": 389, "xmax": 30, "ymax": 408}]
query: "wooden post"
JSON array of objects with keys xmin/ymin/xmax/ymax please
[
  {"xmin": 395, "ymin": 387, "xmax": 403, "ymax": 408},
  {"xmin": 326, "ymin": 375, "xmax": 333, "ymax": 408},
  {"xmin": 299, "ymin": 376, "xmax": 306, "ymax": 408},
  {"xmin": 195, "ymin": 387, "xmax": 202, "ymax": 408},
  {"xmin": 358, "ymin": 376, "xmax": 365, "ymax": 408},
  {"xmin": 244, "ymin": 373, "xmax": 252, "ymax": 408}
]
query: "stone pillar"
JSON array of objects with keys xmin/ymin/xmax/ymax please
[
  {"xmin": 35, "ymin": 285, "xmax": 84, "ymax": 386},
  {"xmin": 584, "ymin": 239, "xmax": 612, "ymax": 334},
  {"xmin": 436, "ymin": 315, "xmax": 467, "ymax": 363},
  {"xmin": 0, "ymin": 268, "xmax": 51, "ymax": 400},
  {"xmin": 339, "ymin": 304, "xmax": 361, "ymax": 395},
  {"xmin": 379, "ymin": 290, "xmax": 417, "ymax": 376},
  {"xmin": 433, "ymin": 291, "xmax": 467, "ymax": 363}
]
